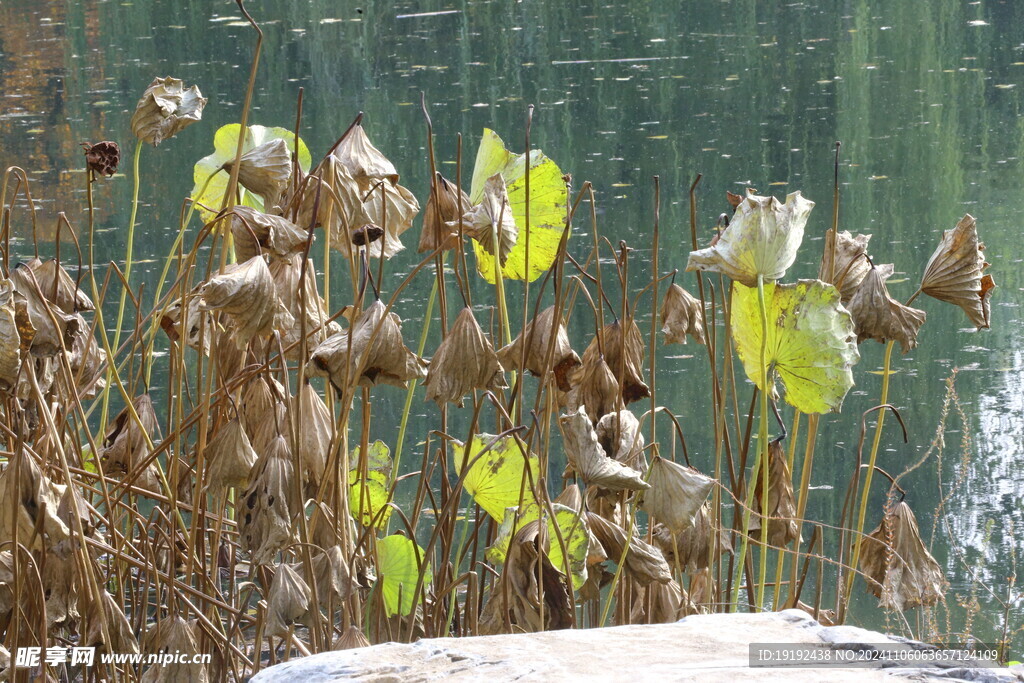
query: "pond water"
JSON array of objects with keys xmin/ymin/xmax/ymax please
[{"xmin": 2, "ymin": 0, "xmax": 1021, "ymax": 650}]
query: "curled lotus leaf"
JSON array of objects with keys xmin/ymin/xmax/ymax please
[
  {"xmin": 131, "ymin": 77, "xmax": 206, "ymax": 146},
  {"xmin": 424, "ymin": 307, "xmax": 506, "ymax": 407},
  {"xmin": 239, "ymin": 436, "xmax": 299, "ymax": 566},
  {"xmin": 566, "ymin": 353, "xmax": 619, "ymax": 425},
  {"xmin": 847, "ymin": 265, "xmax": 927, "ymax": 354},
  {"xmin": 228, "ymin": 206, "xmax": 308, "ymax": 263},
  {"xmin": 469, "ymin": 128, "xmax": 568, "ymax": 283},
  {"xmin": 265, "ymin": 563, "xmax": 311, "ymax": 638},
  {"xmin": 224, "ymin": 137, "xmax": 292, "ymax": 208},
  {"xmin": 639, "ymin": 457, "xmax": 715, "ymax": 534},
  {"xmin": 596, "ymin": 410, "xmax": 646, "ymax": 473},
  {"xmin": 585, "ymin": 511, "xmax": 671, "ymax": 585},
  {"xmin": 205, "ymin": 418, "xmax": 257, "ymax": 491},
  {"xmin": 577, "ymin": 318, "xmax": 650, "ymax": 405},
  {"xmin": 0, "ymin": 280, "xmax": 21, "ymax": 392},
  {"xmin": 419, "ymin": 173, "xmax": 469, "ymax": 254},
  {"xmin": 818, "ymin": 230, "xmax": 893, "ymax": 303},
  {"xmin": 687, "ymin": 191, "xmax": 814, "ymax": 287},
  {"xmin": 141, "ymin": 616, "xmax": 208, "ymax": 682},
  {"xmin": 497, "ymin": 305, "xmax": 580, "ymax": 392},
  {"xmin": 920, "ymin": 214, "xmax": 994, "ymax": 329},
  {"xmin": 731, "ymin": 279, "xmax": 859, "ymax": 414},
  {"xmin": 485, "ymin": 503, "xmax": 590, "ymax": 591},
  {"xmin": 376, "ymin": 534, "xmax": 432, "ymax": 618},
  {"xmin": 559, "ymin": 406, "xmax": 649, "ymax": 493},
  {"xmin": 460, "ymin": 174, "xmax": 518, "ymax": 268},
  {"xmin": 751, "ymin": 440, "xmax": 800, "ymax": 547},
  {"xmin": 860, "ymin": 501, "xmax": 946, "ymax": 611},
  {"xmin": 197, "ymin": 256, "xmax": 294, "ymax": 348},
  {"xmin": 660, "ymin": 283, "xmax": 705, "ymax": 345},
  {"xmin": 333, "ymin": 122, "xmax": 399, "ymax": 185}
]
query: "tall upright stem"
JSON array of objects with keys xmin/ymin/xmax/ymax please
[{"xmin": 755, "ymin": 275, "xmax": 771, "ymax": 610}]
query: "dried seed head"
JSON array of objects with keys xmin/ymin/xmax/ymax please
[
  {"xmin": 860, "ymin": 501, "xmax": 946, "ymax": 611},
  {"xmin": 460, "ymin": 174, "xmax": 518, "ymax": 267},
  {"xmin": 847, "ymin": 265, "xmax": 926, "ymax": 354},
  {"xmin": 351, "ymin": 224, "xmax": 384, "ymax": 246},
  {"xmin": 239, "ymin": 435, "xmax": 298, "ymax": 566},
  {"xmin": 496, "ymin": 305, "xmax": 580, "ymax": 391},
  {"xmin": 424, "ymin": 307, "xmax": 506, "ymax": 407},
  {"xmin": 228, "ymin": 206, "xmax": 308, "ymax": 263},
  {"xmin": 585, "ymin": 512, "xmax": 671, "ymax": 585},
  {"xmin": 309, "ymin": 300, "xmax": 427, "ymax": 391},
  {"xmin": 205, "ymin": 419, "xmax": 258, "ymax": 491},
  {"xmin": 224, "ymin": 137, "xmax": 292, "ymax": 208},
  {"xmin": 639, "ymin": 457, "xmax": 715, "ymax": 535},
  {"xmin": 419, "ymin": 174, "xmax": 469, "ymax": 254},
  {"xmin": 198, "ymin": 256, "xmax": 294, "ymax": 348},
  {"xmin": 559, "ymin": 406, "xmax": 648, "ymax": 493},
  {"xmin": 752, "ymin": 440, "xmax": 800, "ymax": 547},
  {"xmin": 660, "ymin": 283, "xmax": 706, "ymax": 345},
  {"xmin": 920, "ymin": 214, "xmax": 994, "ymax": 329},
  {"xmin": 265, "ymin": 563, "xmax": 312, "ymax": 637},
  {"xmin": 82, "ymin": 140, "xmax": 121, "ymax": 177},
  {"xmin": 579, "ymin": 318, "xmax": 650, "ymax": 405},
  {"xmin": 566, "ymin": 353, "xmax": 620, "ymax": 425},
  {"xmin": 130, "ymin": 77, "xmax": 206, "ymax": 146}
]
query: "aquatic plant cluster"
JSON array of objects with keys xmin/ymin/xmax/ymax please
[{"xmin": 0, "ymin": 11, "xmax": 1004, "ymax": 683}]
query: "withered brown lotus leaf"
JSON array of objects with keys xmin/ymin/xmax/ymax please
[
  {"xmin": 224, "ymin": 138, "xmax": 292, "ymax": 209},
  {"xmin": 631, "ymin": 579, "xmax": 694, "ymax": 624},
  {"xmin": 30, "ymin": 258, "xmax": 94, "ymax": 313},
  {"xmin": 47, "ymin": 550, "xmax": 83, "ymax": 627},
  {"xmin": 0, "ymin": 280, "xmax": 22, "ymax": 391},
  {"xmin": 229, "ymin": 206, "xmax": 308, "ymax": 263},
  {"xmin": 0, "ymin": 454, "xmax": 70, "ymax": 550},
  {"xmin": 424, "ymin": 307, "xmax": 506, "ymax": 407},
  {"xmin": 130, "ymin": 77, "xmax": 206, "ymax": 146},
  {"xmin": 566, "ymin": 353, "xmax": 620, "ymax": 424},
  {"xmin": 596, "ymin": 409, "xmax": 646, "ymax": 472},
  {"xmin": 308, "ymin": 545, "xmax": 359, "ymax": 609},
  {"xmin": 334, "ymin": 122, "xmax": 399, "ymax": 185},
  {"xmin": 660, "ymin": 283, "xmax": 705, "ymax": 345},
  {"xmin": 334, "ymin": 625, "xmax": 371, "ymax": 650},
  {"xmin": 297, "ymin": 382, "xmax": 332, "ymax": 480},
  {"xmin": 560, "ymin": 406, "xmax": 648, "ymax": 492},
  {"xmin": 920, "ymin": 214, "xmax": 994, "ymax": 329},
  {"xmin": 580, "ymin": 318, "xmax": 650, "ymax": 404},
  {"xmin": 265, "ymin": 563, "xmax": 312, "ymax": 637},
  {"xmin": 270, "ymin": 255, "xmax": 341, "ymax": 356},
  {"xmin": 479, "ymin": 519, "xmax": 572, "ymax": 635},
  {"xmin": 239, "ymin": 435, "xmax": 299, "ymax": 565},
  {"xmin": 82, "ymin": 140, "xmax": 120, "ymax": 177},
  {"xmin": 205, "ymin": 419, "xmax": 258, "ymax": 491},
  {"xmin": 66, "ymin": 313, "xmax": 107, "ymax": 398},
  {"xmin": 100, "ymin": 394, "xmax": 162, "ymax": 495},
  {"xmin": 84, "ymin": 591, "xmax": 140, "ymax": 655},
  {"xmin": 860, "ymin": 501, "xmax": 946, "ymax": 611},
  {"xmin": 497, "ymin": 305, "xmax": 581, "ymax": 392},
  {"xmin": 310, "ymin": 300, "xmax": 427, "ymax": 391},
  {"xmin": 9, "ymin": 264, "xmax": 78, "ymax": 357},
  {"xmin": 752, "ymin": 440, "xmax": 800, "ymax": 547},
  {"xmin": 359, "ymin": 181, "xmax": 421, "ymax": 258},
  {"xmin": 847, "ymin": 265, "xmax": 926, "ymax": 354},
  {"xmin": 554, "ymin": 483, "xmax": 583, "ymax": 512},
  {"xmin": 419, "ymin": 173, "xmax": 469, "ymax": 254},
  {"xmin": 460, "ymin": 174, "xmax": 518, "ymax": 267},
  {"xmin": 639, "ymin": 456, "xmax": 715, "ymax": 534},
  {"xmin": 818, "ymin": 229, "xmax": 892, "ymax": 303},
  {"xmin": 198, "ymin": 256, "xmax": 294, "ymax": 348},
  {"xmin": 141, "ymin": 615, "xmax": 209, "ymax": 683},
  {"xmin": 241, "ymin": 377, "xmax": 285, "ymax": 440},
  {"xmin": 160, "ymin": 289, "xmax": 211, "ymax": 356},
  {"xmin": 585, "ymin": 511, "xmax": 671, "ymax": 585}
]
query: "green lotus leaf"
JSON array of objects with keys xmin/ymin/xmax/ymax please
[
  {"xmin": 687, "ymin": 192, "xmax": 813, "ymax": 287},
  {"xmin": 485, "ymin": 503, "xmax": 589, "ymax": 590},
  {"xmin": 731, "ymin": 279, "xmax": 859, "ymax": 414},
  {"xmin": 468, "ymin": 129, "xmax": 567, "ymax": 283},
  {"xmin": 191, "ymin": 123, "xmax": 311, "ymax": 222},
  {"xmin": 376, "ymin": 534, "xmax": 431, "ymax": 617},
  {"xmin": 452, "ymin": 434, "xmax": 540, "ymax": 522},
  {"xmin": 348, "ymin": 440, "xmax": 393, "ymax": 528}
]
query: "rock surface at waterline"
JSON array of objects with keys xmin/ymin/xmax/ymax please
[{"xmin": 251, "ymin": 609, "xmax": 1020, "ymax": 682}]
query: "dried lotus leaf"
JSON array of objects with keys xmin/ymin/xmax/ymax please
[
  {"xmin": 0, "ymin": 454, "xmax": 70, "ymax": 550},
  {"xmin": 30, "ymin": 258, "xmax": 93, "ymax": 313},
  {"xmin": 297, "ymin": 382, "xmax": 332, "ymax": 480},
  {"xmin": 566, "ymin": 353, "xmax": 620, "ymax": 426},
  {"xmin": 64, "ymin": 313, "xmax": 107, "ymax": 399},
  {"xmin": 265, "ymin": 563, "xmax": 311, "ymax": 637},
  {"xmin": 496, "ymin": 305, "xmax": 580, "ymax": 392},
  {"xmin": 223, "ymin": 138, "xmax": 292, "ymax": 208},
  {"xmin": 333, "ymin": 122, "xmax": 399, "ymax": 185},
  {"xmin": 579, "ymin": 318, "xmax": 650, "ymax": 404},
  {"xmin": 424, "ymin": 306, "xmax": 506, "ymax": 407},
  {"xmin": 84, "ymin": 591, "xmax": 140, "ymax": 655},
  {"xmin": 240, "ymin": 376, "xmax": 285, "ymax": 438},
  {"xmin": 686, "ymin": 191, "xmax": 814, "ymax": 287},
  {"xmin": 269, "ymin": 254, "xmax": 341, "ymax": 355},
  {"xmin": 42, "ymin": 547, "xmax": 79, "ymax": 627},
  {"xmin": 639, "ymin": 457, "xmax": 715, "ymax": 534},
  {"xmin": 334, "ymin": 625, "xmax": 371, "ymax": 650},
  {"xmin": 228, "ymin": 206, "xmax": 308, "ymax": 263},
  {"xmin": 847, "ymin": 265, "xmax": 926, "ymax": 354},
  {"xmin": 920, "ymin": 214, "xmax": 994, "ymax": 329},
  {"xmin": 585, "ymin": 512, "xmax": 671, "ymax": 585},
  {"xmin": 560, "ymin": 406, "xmax": 648, "ymax": 492},
  {"xmin": 596, "ymin": 409, "xmax": 646, "ymax": 472},
  {"xmin": 141, "ymin": 615, "xmax": 208, "ymax": 683},
  {"xmin": 239, "ymin": 435, "xmax": 299, "ymax": 566},
  {"xmin": 130, "ymin": 77, "xmax": 206, "ymax": 146},
  {"xmin": 0, "ymin": 280, "xmax": 22, "ymax": 391},
  {"xmin": 631, "ymin": 579, "xmax": 694, "ymax": 624},
  {"xmin": 205, "ymin": 419, "xmax": 257, "ymax": 490},
  {"xmin": 100, "ymin": 394, "xmax": 162, "ymax": 495},
  {"xmin": 10, "ymin": 264, "xmax": 78, "ymax": 357},
  {"xmin": 308, "ymin": 545, "xmax": 358, "ymax": 609},
  {"xmin": 660, "ymin": 283, "xmax": 705, "ymax": 345},
  {"xmin": 198, "ymin": 256, "xmax": 294, "ymax": 348},
  {"xmin": 419, "ymin": 173, "xmax": 469, "ymax": 253},
  {"xmin": 460, "ymin": 174, "xmax": 518, "ymax": 267},
  {"xmin": 818, "ymin": 229, "xmax": 890, "ymax": 303},
  {"xmin": 309, "ymin": 300, "xmax": 427, "ymax": 390},
  {"xmin": 652, "ymin": 503, "xmax": 729, "ymax": 574},
  {"xmin": 860, "ymin": 501, "xmax": 946, "ymax": 611},
  {"xmin": 752, "ymin": 440, "xmax": 800, "ymax": 547}
]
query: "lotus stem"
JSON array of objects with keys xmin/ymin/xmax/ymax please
[{"xmin": 756, "ymin": 274, "xmax": 771, "ymax": 610}]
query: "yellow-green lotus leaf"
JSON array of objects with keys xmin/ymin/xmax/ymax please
[
  {"xmin": 376, "ymin": 535, "xmax": 431, "ymax": 617},
  {"xmin": 191, "ymin": 124, "xmax": 311, "ymax": 222},
  {"xmin": 485, "ymin": 503, "xmax": 589, "ymax": 590},
  {"xmin": 452, "ymin": 434, "xmax": 540, "ymax": 522},
  {"xmin": 687, "ymin": 192, "xmax": 813, "ymax": 287},
  {"xmin": 468, "ymin": 129, "xmax": 567, "ymax": 283},
  {"xmin": 731, "ymin": 279, "xmax": 859, "ymax": 414},
  {"xmin": 349, "ymin": 441, "xmax": 393, "ymax": 528}
]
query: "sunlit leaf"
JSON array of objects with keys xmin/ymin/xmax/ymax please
[
  {"xmin": 191, "ymin": 124, "xmax": 311, "ymax": 222},
  {"xmin": 348, "ymin": 440, "xmax": 393, "ymax": 528},
  {"xmin": 452, "ymin": 434, "xmax": 540, "ymax": 522},
  {"xmin": 468, "ymin": 129, "xmax": 567, "ymax": 283},
  {"xmin": 376, "ymin": 535, "xmax": 431, "ymax": 617},
  {"xmin": 731, "ymin": 280, "xmax": 859, "ymax": 414},
  {"xmin": 485, "ymin": 503, "xmax": 589, "ymax": 590}
]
